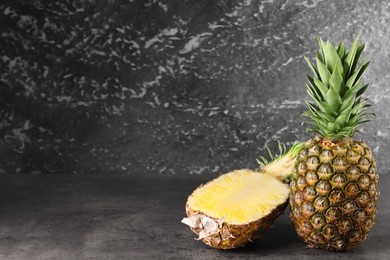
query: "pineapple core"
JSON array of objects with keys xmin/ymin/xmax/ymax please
[{"xmin": 187, "ymin": 169, "xmax": 289, "ymax": 225}]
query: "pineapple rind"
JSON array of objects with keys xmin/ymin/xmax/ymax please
[
  {"xmin": 186, "ymin": 200, "xmax": 287, "ymax": 249},
  {"xmin": 290, "ymin": 136, "xmax": 379, "ymax": 251}
]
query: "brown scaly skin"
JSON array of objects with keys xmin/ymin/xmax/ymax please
[
  {"xmin": 185, "ymin": 201, "xmax": 287, "ymax": 249},
  {"xmin": 289, "ymin": 135, "xmax": 379, "ymax": 251}
]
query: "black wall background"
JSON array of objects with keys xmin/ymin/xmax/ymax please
[{"xmin": 0, "ymin": 0, "xmax": 389, "ymax": 175}]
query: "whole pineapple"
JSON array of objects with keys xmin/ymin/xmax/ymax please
[{"xmin": 290, "ymin": 36, "xmax": 379, "ymax": 251}]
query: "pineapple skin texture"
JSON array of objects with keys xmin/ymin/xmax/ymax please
[
  {"xmin": 185, "ymin": 201, "xmax": 287, "ymax": 249},
  {"xmin": 290, "ymin": 136, "xmax": 379, "ymax": 251}
]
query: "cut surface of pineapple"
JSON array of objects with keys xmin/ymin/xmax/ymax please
[{"xmin": 187, "ymin": 169, "xmax": 289, "ymax": 225}]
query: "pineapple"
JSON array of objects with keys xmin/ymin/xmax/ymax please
[
  {"xmin": 182, "ymin": 143, "xmax": 302, "ymax": 249},
  {"xmin": 290, "ymin": 36, "xmax": 379, "ymax": 251}
]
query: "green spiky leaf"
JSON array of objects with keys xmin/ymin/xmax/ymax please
[
  {"xmin": 322, "ymin": 39, "xmax": 344, "ymax": 73},
  {"xmin": 304, "ymin": 56, "xmax": 320, "ymax": 79},
  {"xmin": 343, "ymin": 35, "xmax": 360, "ymax": 78},
  {"xmin": 316, "ymin": 56, "xmax": 331, "ymax": 85},
  {"xmin": 337, "ymin": 42, "xmax": 345, "ymax": 58},
  {"xmin": 356, "ymin": 84, "xmax": 369, "ymax": 98},
  {"xmin": 329, "ymin": 65, "xmax": 344, "ymax": 94}
]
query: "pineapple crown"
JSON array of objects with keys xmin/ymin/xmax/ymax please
[{"xmin": 304, "ymin": 35, "xmax": 372, "ymax": 140}]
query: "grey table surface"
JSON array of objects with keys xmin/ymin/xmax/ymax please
[{"xmin": 0, "ymin": 173, "xmax": 388, "ymax": 260}]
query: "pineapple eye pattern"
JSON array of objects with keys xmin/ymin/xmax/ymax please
[
  {"xmin": 331, "ymin": 174, "xmax": 347, "ymax": 188},
  {"xmin": 313, "ymin": 196, "xmax": 330, "ymax": 212},
  {"xmin": 310, "ymin": 231, "xmax": 325, "ymax": 244},
  {"xmin": 306, "ymin": 171, "xmax": 319, "ymax": 185},
  {"xmin": 300, "ymin": 149, "xmax": 308, "ymax": 159},
  {"xmin": 355, "ymin": 192, "xmax": 370, "ymax": 207},
  {"xmin": 332, "ymin": 157, "xmax": 348, "ymax": 170},
  {"xmin": 332, "ymin": 146, "xmax": 348, "ymax": 157},
  {"xmin": 341, "ymin": 200, "xmax": 358, "ymax": 215},
  {"xmin": 307, "ymin": 156, "xmax": 320, "ymax": 164},
  {"xmin": 294, "ymin": 191, "xmax": 304, "ymax": 206},
  {"xmin": 315, "ymin": 180, "xmax": 332, "ymax": 195},
  {"xmin": 298, "ymin": 162, "xmax": 307, "ymax": 174},
  {"xmin": 319, "ymin": 150, "xmax": 334, "ymax": 163},
  {"xmin": 322, "ymin": 224, "xmax": 338, "ymax": 240},
  {"xmin": 325, "ymin": 207, "xmax": 342, "ymax": 222},
  {"xmin": 346, "ymin": 166, "xmax": 361, "ymax": 182},
  {"xmin": 309, "ymin": 145, "xmax": 321, "ymax": 155},
  {"xmin": 317, "ymin": 164, "xmax": 333, "ymax": 179},
  {"xmin": 353, "ymin": 210, "xmax": 367, "ymax": 224},
  {"xmin": 329, "ymin": 189, "xmax": 345, "ymax": 205},
  {"xmin": 359, "ymin": 157, "xmax": 370, "ymax": 165},
  {"xmin": 349, "ymin": 228, "xmax": 363, "ymax": 243},
  {"xmin": 368, "ymin": 166, "xmax": 376, "ymax": 179},
  {"xmin": 297, "ymin": 177, "xmax": 307, "ymax": 191},
  {"xmin": 321, "ymin": 149, "xmax": 334, "ymax": 158},
  {"xmin": 302, "ymin": 202, "xmax": 316, "ymax": 217},
  {"xmin": 311, "ymin": 213, "xmax": 327, "ymax": 228},
  {"xmin": 301, "ymin": 220, "xmax": 314, "ymax": 235},
  {"xmin": 337, "ymin": 218, "xmax": 353, "ymax": 234},
  {"xmin": 347, "ymin": 149, "xmax": 359, "ymax": 158},
  {"xmin": 345, "ymin": 183, "xmax": 360, "ymax": 197},
  {"xmin": 303, "ymin": 186, "xmax": 317, "ymax": 200},
  {"xmin": 358, "ymin": 175, "xmax": 371, "ymax": 190}
]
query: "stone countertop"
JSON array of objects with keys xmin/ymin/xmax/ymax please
[{"xmin": 0, "ymin": 174, "xmax": 388, "ymax": 259}]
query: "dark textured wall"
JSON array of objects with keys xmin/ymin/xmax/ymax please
[{"xmin": 0, "ymin": 0, "xmax": 389, "ymax": 174}]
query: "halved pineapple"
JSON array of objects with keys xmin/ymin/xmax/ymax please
[
  {"xmin": 182, "ymin": 169, "xmax": 289, "ymax": 249},
  {"xmin": 182, "ymin": 143, "xmax": 302, "ymax": 249}
]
